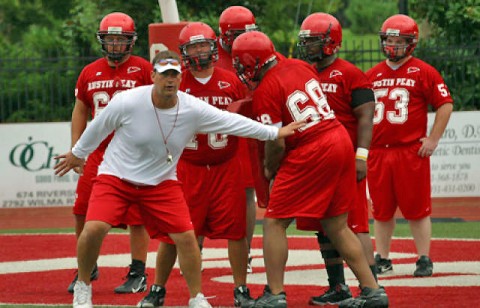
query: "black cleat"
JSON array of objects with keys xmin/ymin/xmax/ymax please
[
  {"xmin": 309, "ymin": 283, "xmax": 352, "ymax": 306},
  {"xmin": 137, "ymin": 285, "xmax": 166, "ymax": 308},
  {"xmin": 234, "ymin": 285, "xmax": 255, "ymax": 307},
  {"xmin": 254, "ymin": 290, "xmax": 287, "ymax": 308},
  {"xmin": 114, "ymin": 263, "xmax": 147, "ymax": 294},
  {"xmin": 339, "ymin": 287, "xmax": 389, "ymax": 308},
  {"xmin": 413, "ymin": 255, "xmax": 433, "ymax": 277},
  {"xmin": 375, "ymin": 254, "xmax": 393, "ymax": 274},
  {"xmin": 68, "ymin": 264, "xmax": 99, "ymax": 294}
]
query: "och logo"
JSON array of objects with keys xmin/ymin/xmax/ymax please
[{"xmin": 9, "ymin": 137, "xmax": 59, "ymax": 172}]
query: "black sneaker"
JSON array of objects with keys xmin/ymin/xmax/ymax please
[
  {"xmin": 413, "ymin": 255, "xmax": 433, "ymax": 277},
  {"xmin": 309, "ymin": 283, "xmax": 352, "ymax": 305},
  {"xmin": 254, "ymin": 290, "xmax": 287, "ymax": 308},
  {"xmin": 375, "ymin": 254, "xmax": 393, "ymax": 274},
  {"xmin": 114, "ymin": 264, "xmax": 147, "ymax": 294},
  {"xmin": 338, "ymin": 287, "xmax": 389, "ymax": 308},
  {"xmin": 234, "ymin": 285, "xmax": 255, "ymax": 307},
  {"xmin": 67, "ymin": 264, "xmax": 99, "ymax": 293},
  {"xmin": 137, "ymin": 285, "xmax": 166, "ymax": 308}
]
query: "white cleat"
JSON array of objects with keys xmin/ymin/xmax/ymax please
[
  {"xmin": 73, "ymin": 281, "xmax": 92, "ymax": 308},
  {"xmin": 188, "ymin": 292, "xmax": 212, "ymax": 308}
]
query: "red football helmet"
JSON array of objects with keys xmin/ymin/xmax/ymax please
[
  {"xmin": 379, "ymin": 14, "xmax": 419, "ymax": 62},
  {"xmin": 96, "ymin": 12, "xmax": 137, "ymax": 62},
  {"xmin": 219, "ymin": 6, "xmax": 258, "ymax": 52},
  {"xmin": 231, "ymin": 31, "xmax": 276, "ymax": 90},
  {"xmin": 297, "ymin": 13, "xmax": 342, "ymax": 62},
  {"xmin": 179, "ymin": 22, "xmax": 218, "ymax": 71}
]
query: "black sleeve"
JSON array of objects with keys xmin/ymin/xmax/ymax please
[{"xmin": 351, "ymin": 88, "xmax": 375, "ymax": 108}]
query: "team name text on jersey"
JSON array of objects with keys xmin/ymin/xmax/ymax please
[
  {"xmin": 87, "ymin": 79, "xmax": 138, "ymax": 91},
  {"xmin": 320, "ymin": 83, "xmax": 338, "ymax": 93},
  {"xmin": 198, "ymin": 96, "xmax": 233, "ymax": 106},
  {"xmin": 372, "ymin": 78, "xmax": 416, "ymax": 88}
]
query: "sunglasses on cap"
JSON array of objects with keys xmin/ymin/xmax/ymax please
[
  {"xmin": 156, "ymin": 59, "xmax": 180, "ymax": 66},
  {"xmin": 154, "ymin": 58, "xmax": 182, "ymax": 74}
]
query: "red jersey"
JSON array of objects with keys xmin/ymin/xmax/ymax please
[
  {"xmin": 216, "ymin": 43, "xmax": 236, "ymax": 73},
  {"xmin": 253, "ymin": 58, "xmax": 340, "ymax": 150},
  {"xmin": 179, "ymin": 67, "xmax": 246, "ymax": 165},
  {"xmin": 366, "ymin": 57, "xmax": 453, "ymax": 148},
  {"xmin": 314, "ymin": 58, "xmax": 372, "ymax": 147},
  {"xmin": 75, "ymin": 56, "xmax": 153, "ymax": 150}
]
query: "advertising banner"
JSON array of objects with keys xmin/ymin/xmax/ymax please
[
  {"xmin": 0, "ymin": 122, "xmax": 78, "ymax": 208},
  {"xmin": 428, "ymin": 111, "xmax": 480, "ymax": 197}
]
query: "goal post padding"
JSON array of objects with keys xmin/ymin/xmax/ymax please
[{"xmin": 148, "ymin": 22, "xmax": 189, "ymax": 62}]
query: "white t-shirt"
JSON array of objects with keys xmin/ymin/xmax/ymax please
[{"xmin": 72, "ymin": 85, "xmax": 278, "ymax": 185}]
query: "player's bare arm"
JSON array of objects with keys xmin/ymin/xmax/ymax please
[
  {"xmin": 71, "ymin": 98, "xmax": 90, "ymax": 173},
  {"xmin": 264, "ymin": 138, "xmax": 285, "ymax": 180},
  {"xmin": 54, "ymin": 151, "xmax": 85, "ymax": 177},
  {"xmin": 71, "ymin": 99, "xmax": 90, "ymax": 147},
  {"xmin": 353, "ymin": 100, "xmax": 374, "ymax": 181},
  {"xmin": 419, "ymin": 103, "xmax": 453, "ymax": 157}
]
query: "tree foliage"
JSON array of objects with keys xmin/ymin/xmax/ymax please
[
  {"xmin": 410, "ymin": 0, "xmax": 480, "ymax": 110},
  {"xmin": 344, "ymin": 0, "xmax": 397, "ymax": 34},
  {"xmin": 411, "ymin": 0, "xmax": 480, "ymax": 43}
]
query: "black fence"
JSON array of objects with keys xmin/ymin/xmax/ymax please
[{"xmin": 1, "ymin": 40, "xmax": 479, "ymax": 123}]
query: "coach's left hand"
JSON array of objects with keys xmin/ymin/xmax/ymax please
[{"xmin": 54, "ymin": 151, "xmax": 85, "ymax": 176}]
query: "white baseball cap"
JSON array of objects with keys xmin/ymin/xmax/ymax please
[{"xmin": 154, "ymin": 58, "xmax": 182, "ymax": 73}]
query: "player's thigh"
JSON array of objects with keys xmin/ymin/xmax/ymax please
[
  {"xmin": 73, "ymin": 150, "xmax": 103, "ymax": 215},
  {"xmin": 268, "ymin": 126, "xmax": 354, "ymax": 219},
  {"xmin": 394, "ymin": 148, "xmax": 431, "ymax": 220},
  {"xmin": 204, "ymin": 159, "xmax": 246, "ymax": 240},
  {"xmin": 347, "ymin": 179, "xmax": 370, "ymax": 233},
  {"xmin": 368, "ymin": 149, "xmax": 396, "ymax": 221}
]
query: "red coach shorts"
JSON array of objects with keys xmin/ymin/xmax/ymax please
[
  {"xmin": 368, "ymin": 143, "xmax": 431, "ymax": 221},
  {"xmin": 266, "ymin": 125, "xmax": 356, "ymax": 220},
  {"xmin": 175, "ymin": 156, "xmax": 247, "ymax": 241},
  {"xmin": 73, "ymin": 149, "xmax": 143, "ymax": 226},
  {"xmin": 296, "ymin": 178, "xmax": 369, "ymax": 233},
  {"xmin": 86, "ymin": 175, "xmax": 193, "ymax": 239}
]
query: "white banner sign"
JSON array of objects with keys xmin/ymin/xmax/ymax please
[
  {"xmin": 0, "ymin": 111, "xmax": 479, "ymax": 208},
  {"xmin": 0, "ymin": 122, "xmax": 78, "ymax": 208},
  {"xmin": 428, "ymin": 111, "xmax": 480, "ymax": 197}
]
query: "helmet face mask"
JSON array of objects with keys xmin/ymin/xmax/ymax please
[
  {"xmin": 380, "ymin": 35, "xmax": 411, "ymax": 62},
  {"xmin": 231, "ymin": 31, "xmax": 276, "ymax": 90},
  {"xmin": 379, "ymin": 14, "xmax": 418, "ymax": 62},
  {"xmin": 179, "ymin": 22, "xmax": 218, "ymax": 71},
  {"xmin": 297, "ymin": 13, "xmax": 342, "ymax": 62},
  {"xmin": 97, "ymin": 12, "xmax": 137, "ymax": 62},
  {"xmin": 298, "ymin": 32, "xmax": 332, "ymax": 62},
  {"xmin": 233, "ymin": 56, "xmax": 261, "ymax": 90}
]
